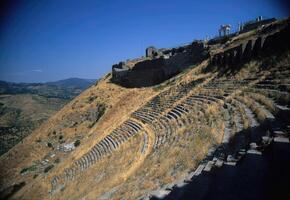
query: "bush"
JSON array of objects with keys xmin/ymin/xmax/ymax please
[
  {"xmin": 20, "ymin": 165, "xmax": 37, "ymax": 175},
  {"xmin": 47, "ymin": 142, "xmax": 53, "ymax": 148},
  {"xmin": 44, "ymin": 165, "xmax": 54, "ymax": 173},
  {"xmin": 97, "ymin": 104, "xmax": 106, "ymax": 118},
  {"xmin": 74, "ymin": 139, "xmax": 81, "ymax": 147},
  {"xmin": 87, "ymin": 95, "xmax": 97, "ymax": 103}
]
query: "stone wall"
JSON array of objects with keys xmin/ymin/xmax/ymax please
[
  {"xmin": 112, "ymin": 41, "xmax": 208, "ymax": 87},
  {"xmin": 211, "ymin": 22, "xmax": 290, "ymax": 66},
  {"xmin": 240, "ymin": 18, "xmax": 276, "ymax": 34},
  {"xmin": 145, "ymin": 46, "xmax": 159, "ymax": 58}
]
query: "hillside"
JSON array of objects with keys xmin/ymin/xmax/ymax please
[
  {"xmin": 0, "ymin": 78, "xmax": 97, "ymax": 99},
  {"xmin": 0, "ymin": 78, "xmax": 97, "ymax": 155},
  {"xmin": 46, "ymin": 78, "xmax": 97, "ymax": 89},
  {"xmin": 0, "ymin": 19, "xmax": 289, "ymax": 200}
]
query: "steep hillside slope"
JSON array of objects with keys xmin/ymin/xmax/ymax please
[
  {"xmin": 0, "ymin": 94, "xmax": 67, "ymax": 155},
  {"xmin": 0, "ymin": 79, "xmax": 96, "ymax": 155},
  {"xmin": 0, "ymin": 19, "xmax": 289, "ymax": 200}
]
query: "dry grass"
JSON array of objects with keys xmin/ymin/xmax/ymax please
[
  {"xmin": 234, "ymin": 60, "xmax": 262, "ymax": 80},
  {"xmin": 230, "ymin": 98, "xmax": 250, "ymax": 129},
  {"xmin": 236, "ymin": 95, "xmax": 267, "ymax": 122},
  {"xmin": 248, "ymin": 88, "xmax": 290, "ymax": 106},
  {"xmin": 0, "ymin": 75, "xmax": 157, "ymax": 197},
  {"xmin": 111, "ymin": 110, "xmax": 223, "ymax": 199},
  {"xmin": 245, "ymin": 92, "xmax": 277, "ymax": 113}
]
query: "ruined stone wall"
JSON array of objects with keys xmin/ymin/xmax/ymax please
[
  {"xmin": 112, "ymin": 44, "xmax": 208, "ymax": 87},
  {"xmin": 211, "ymin": 22, "xmax": 290, "ymax": 66},
  {"xmin": 111, "ymin": 41, "xmax": 208, "ymax": 87},
  {"xmin": 163, "ymin": 51, "xmax": 194, "ymax": 76},
  {"xmin": 240, "ymin": 18, "xmax": 276, "ymax": 34},
  {"xmin": 145, "ymin": 47, "xmax": 158, "ymax": 58}
]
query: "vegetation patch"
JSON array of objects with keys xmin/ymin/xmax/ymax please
[
  {"xmin": 47, "ymin": 142, "xmax": 53, "ymax": 148},
  {"xmin": 20, "ymin": 165, "xmax": 37, "ymax": 175},
  {"xmin": 74, "ymin": 139, "xmax": 81, "ymax": 147},
  {"xmin": 44, "ymin": 165, "xmax": 54, "ymax": 173}
]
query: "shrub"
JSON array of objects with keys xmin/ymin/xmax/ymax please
[
  {"xmin": 44, "ymin": 165, "xmax": 54, "ymax": 173},
  {"xmin": 97, "ymin": 104, "xmax": 106, "ymax": 118},
  {"xmin": 87, "ymin": 95, "xmax": 97, "ymax": 103},
  {"xmin": 20, "ymin": 165, "xmax": 37, "ymax": 175},
  {"xmin": 47, "ymin": 142, "xmax": 53, "ymax": 148},
  {"xmin": 74, "ymin": 140, "xmax": 81, "ymax": 147}
]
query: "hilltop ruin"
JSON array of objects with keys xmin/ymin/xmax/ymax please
[
  {"xmin": 112, "ymin": 41, "xmax": 208, "ymax": 87},
  {"xmin": 112, "ymin": 17, "xmax": 284, "ymax": 88}
]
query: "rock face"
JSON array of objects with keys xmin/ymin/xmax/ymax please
[{"xmin": 111, "ymin": 41, "xmax": 208, "ymax": 87}]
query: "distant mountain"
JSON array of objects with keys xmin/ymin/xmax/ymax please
[
  {"xmin": 0, "ymin": 78, "xmax": 97, "ymax": 99},
  {"xmin": 46, "ymin": 78, "xmax": 97, "ymax": 89}
]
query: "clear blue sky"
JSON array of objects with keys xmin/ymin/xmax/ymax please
[{"xmin": 0, "ymin": 0, "xmax": 289, "ymax": 83}]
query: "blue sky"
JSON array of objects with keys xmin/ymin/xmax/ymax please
[{"xmin": 0, "ymin": 0, "xmax": 289, "ymax": 83}]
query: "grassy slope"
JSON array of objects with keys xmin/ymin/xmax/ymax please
[
  {"xmin": 0, "ymin": 74, "xmax": 156, "ymax": 199},
  {"xmin": 0, "ymin": 94, "xmax": 69, "ymax": 155},
  {"xmin": 0, "ymin": 79, "xmax": 98, "ymax": 155},
  {"xmin": 0, "ymin": 59, "xmax": 224, "ymax": 199}
]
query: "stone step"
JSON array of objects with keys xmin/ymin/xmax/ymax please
[
  {"xmin": 175, "ymin": 105, "xmax": 190, "ymax": 113},
  {"xmin": 110, "ymin": 130, "xmax": 128, "ymax": 143},
  {"xmin": 203, "ymin": 161, "xmax": 215, "ymax": 172},
  {"xmin": 248, "ymin": 87, "xmax": 290, "ymax": 98},
  {"xmin": 234, "ymin": 98, "xmax": 260, "ymax": 128},
  {"xmin": 274, "ymin": 136, "xmax": 290, "ymax": 143},
  {"xmin": 251, "ymin": 99, "xmax": 275, "ymax": 120},
  {"xmin": 133, "ymin": 114, "xmax": 152, "ymax": 124},
  {"xmin": 247, "ymin": 149, "xmax": 262, "ymax": 155},
  {"xmin": 190, "ymin": 95, "xmax": 221, "ymax": 103},
  {"xmin": 276, "ymin": 104, "xmax": 290, "ymax": 111},
  {"xmin": 254, "ymin": 84, "xmax": 290, "ymax": 93},
  {"xmin": 186, "ymin": 97, "xmax": 213, "ymax": 105},
  {"xmin": 225, "ymin": 155, "xmax": 238, "ymax": 166},
  {"xmin": 193, "ymin": 164, "xmax": 206, "ymax": 176},
  {"xmin": 272, "ymin": 130, "xmax": 289, "ymax": 143},
  {"xmin": 214, "ymin": 159, "xmax": 224, "ymax": 168},
  {"xmin": 141, "ymin": 132, "xmax": 149, "ymax": 154},
  {"xmin": 150, "ymin": 189, "xmax": 171, "ymax": 199}
]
